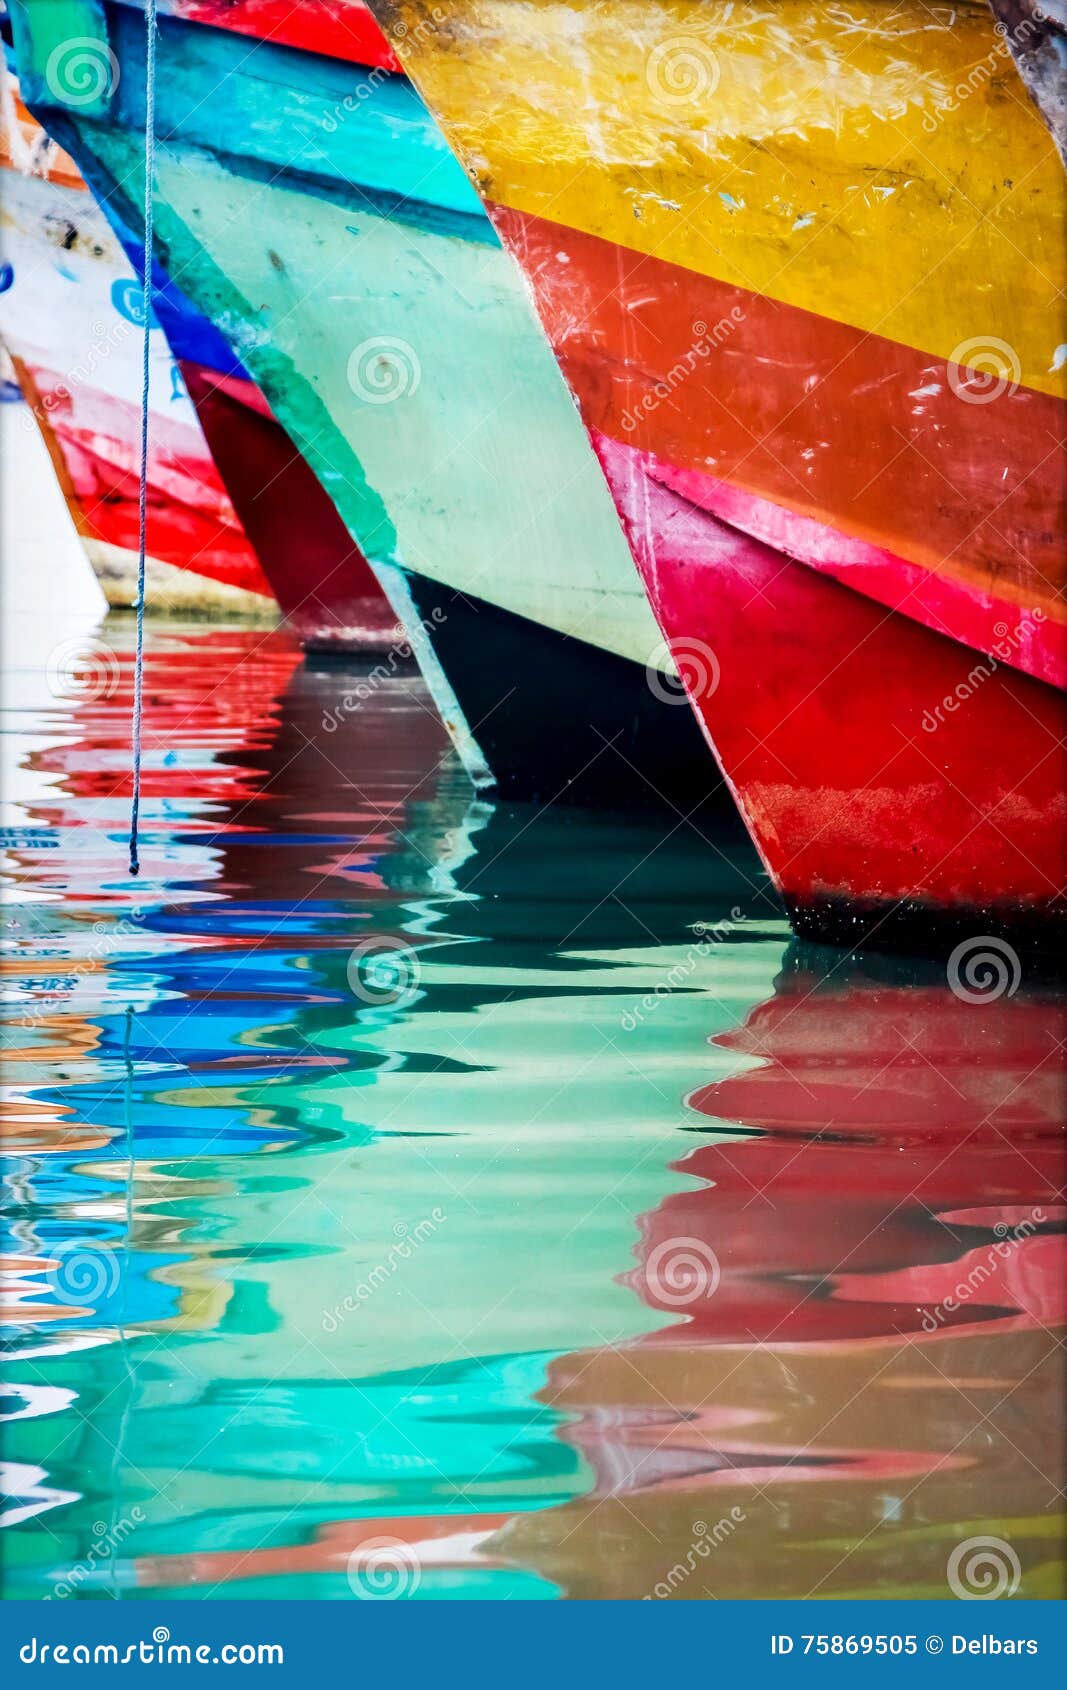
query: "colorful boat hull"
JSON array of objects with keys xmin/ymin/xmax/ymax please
[
  {"xmin": 601, "ymin": 434, "xmax": 1066, "ymax": 951},
  {"xmin": 178, "ymin": 363, "xmax": 401, "ymax": 650},
  {"xmin": 105, "ymin": 204, "xmax": 400, "ymax": 650},
  {"xmin": 9, "ymin": 0, "xmax": 726, "ymax": 808},
  {"xmin": 0, "ymin": 61, "xmax": 273, "ymax": 613},
  {"xmin": 125, "ymin": 0, "xmax": 402, "ymax": 68},
  {"xmin": 1, "ymin": 347, "xmax": 108, "ymax": 619},
  {"xmin": 364, "ymin": 0, "xmax": 1067, "ymax": 948},
  {"xmin": 4, "ymin": 40, "xmax": 400, "ymax": 645}
]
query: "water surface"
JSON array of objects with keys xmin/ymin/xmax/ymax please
[{"xmin": 2, "ymin": 620, "xmax": 1064, "ymax": 1600}]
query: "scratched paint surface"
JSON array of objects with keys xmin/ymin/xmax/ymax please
[
  {"xmin": 374, "ymin": 0, "xmax": 1066, "ymax": 395},
  {"xmin": 2, "ymin": 620, "xmax": 1064, "ymax": 1598},
  {"xmin": 367, "ymin": 0, "xmax": 1066, "ymax": 637},
  {"xmin": 12, "ymin": 0, "xmax": 663, "ymax": 671}
]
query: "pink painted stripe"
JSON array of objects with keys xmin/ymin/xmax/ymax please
[{"xmin": 650, "ymin": 461, "xmax": 1064, "ymax": 691}]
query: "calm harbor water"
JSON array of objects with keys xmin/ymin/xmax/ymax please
[{"xmin": 2, "ymin": 620, "xmax": 1064, "ymax": 1600}]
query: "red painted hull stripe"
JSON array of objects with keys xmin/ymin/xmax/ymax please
[
  {"xmin": 594, "ymin": 430, "xmax": 1066, "ymax": 914},
  {"xmin": 490, "ymin": 202, "xmax": 1066, "ymax": 643}
]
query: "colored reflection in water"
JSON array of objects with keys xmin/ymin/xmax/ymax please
[
  {"xmin": 1, "ymin": 620, "xmax": 1063, "ymax": 1600},
  {"xmin": 501, "ymin": 956, "xmax": 1066, "ymax": 1598}
]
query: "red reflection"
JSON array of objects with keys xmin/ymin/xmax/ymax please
[{"xmin": 631, "ymin": 971, "xmax": 1066, "ymax": 1344}]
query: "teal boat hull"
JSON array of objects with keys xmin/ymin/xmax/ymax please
[{"xmin": 11, "ymin": 0, "xmax": 727, "ymax": 810}]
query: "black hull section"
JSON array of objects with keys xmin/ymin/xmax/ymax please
[{"xmin": 405, "ymin": 572, "xmax": 730, "ymax": 813}]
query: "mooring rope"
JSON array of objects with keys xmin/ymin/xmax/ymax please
[
  {"xmin": 110, "ymin": 1004, "xmax": 139, "ymax": 1599},
  {"xmin": 129, "ymin": 0, "xmax": 158, "ymax": 876}
]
